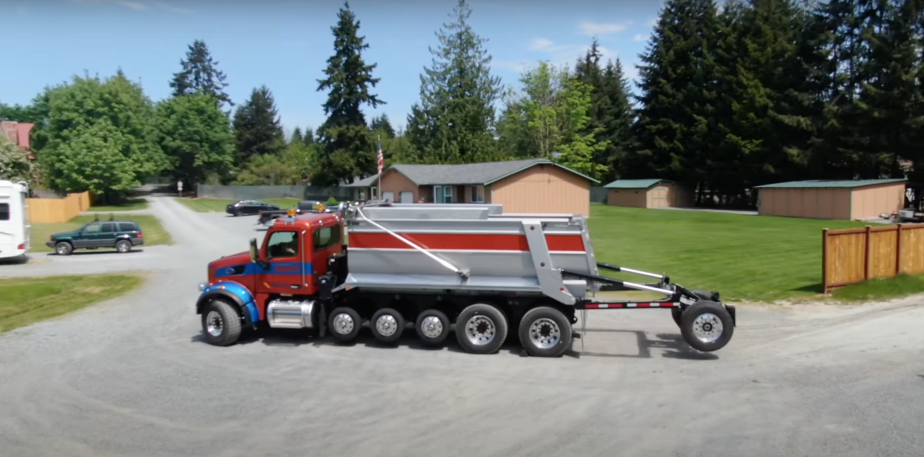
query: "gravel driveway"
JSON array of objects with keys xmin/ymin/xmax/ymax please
[{"xmin": 0, "ymin": 196, "xmax": 922, "ymax": 457}]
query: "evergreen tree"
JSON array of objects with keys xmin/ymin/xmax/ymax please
[
  {"xmin": 406, "ymin": 0, "xmax": 504, "ymax": 164},
  {"xmin": 315, "ymin": 2, "xmax": 384, "ymax": 186},
  {"xmin": 303, "ymin": 127, "xmax": 315, "ymax": 146},
  {"xmin": 291, "ymin": 127, "xmax": 304, "ymax": 144},
  {"xmin": 370, "ymin": 114, "xmax": 396, "ymax": 138},
  {"xmin": 169, "ymin": 40, "xmax": 233, "ymax": 109},
  {"xmin": 232, "ymin": 85, "xmax": 285, "ymax": 164},
  {"xmin": 630, "ymin": 0, "xmax": 720, "ymax": 198}
]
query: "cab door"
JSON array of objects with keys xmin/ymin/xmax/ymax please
[
  {"xmin": 256, "ymin": 229, "xmax": 310, "ymax": 294},
  {"xmin": 310, "ymin": 222, "xmax": 343, "ymax": 282}
]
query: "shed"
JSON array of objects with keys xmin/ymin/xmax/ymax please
[
  {"xmin": 603, "ymin": 179, "xmax": 693, "ymax": 208},
  {"xmin": 754, "ymin": 179, "xmax": 907, "ymax": 220},
  {"xmin": 345, "ymin": 158, "xmax": 599, "ymax": 216}
]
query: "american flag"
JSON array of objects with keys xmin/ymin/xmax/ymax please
[{"xmin": 376, "ymin": 137, "xmax": 384, "ymax": 175}]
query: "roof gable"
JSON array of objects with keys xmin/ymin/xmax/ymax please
[
  {"xmin": 603, "ymin": 178, "xmax": 666, "ymax": 189},
  {"xmin": 389, "ymin": 158, "xmax": 599, "ymax": 186},
  {"xmin": 754, "ymin": 179, "xmax": 907, "ymax": 189}
]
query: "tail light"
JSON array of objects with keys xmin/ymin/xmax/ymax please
[
  {"xmin": 137, "ymin": 232, "xmax": 143, "ymax": 239},
  {"xmin": 17, "ymin": 244, "xmax": 25, "ymax": 250}
]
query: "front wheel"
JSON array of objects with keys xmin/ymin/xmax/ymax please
[
  {"xmin": 680, "ymin": 301, "xmax": 734, "ymax": 352},
  {"xmin": 55, "ymin": 242, "xmax": 73, "ymax": 256},
  {"xmin": 201, "ymin": 300, "xmax": 242, "ymax": 346},
  {"xmin": 518, "ymin": 306, "xmax": 573, "ymax": 357}
]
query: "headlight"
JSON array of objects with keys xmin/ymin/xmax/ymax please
[{"xmin": 198, "ymin": 282, "xmax": 208, "ymax": 292}]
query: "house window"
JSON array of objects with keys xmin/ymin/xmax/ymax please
[
  {"xmin": 470, "ymin": 185, "xmax": 485, "ymax": 203},
  {"xmin": 434, "ymin": 185, "xmax": 453, "ymax": 203}
]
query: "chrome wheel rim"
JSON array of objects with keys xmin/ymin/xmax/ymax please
[
  {"xmin": 117, "ymin": 242, "xmax": 129, "ymax": 252},
  {"xmin": 528, "ymin": 317, "xmax": 561, "ymax": 349},
  {"xmin": 332, "ymin": 313, "xmax": 354, "ymax": 335},
  {"xmin": 375, "ymin": 314, "xmax": 399, "ymax": 337},
  {"xmin": 206, "ymin": 311, "xmax": 223, "ymax": 337},
  {"xmin": 465, "ymin": 315, "xmax": 495, "ymax": 346},
  {"xmin": 56, "ymin": 244, "xmax": 68, "ymax": 255},
  {"xmin": 420, "ymin": 316, "xmax": 443, "ymax": 339},
  {"xmin": 692, "ymin": 313, "xmax": 723, "ymax": 343}
]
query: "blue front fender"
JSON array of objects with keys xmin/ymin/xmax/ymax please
[{"xmin": 196, "ymin": 281, "xmax": 260, "ymax": 324}]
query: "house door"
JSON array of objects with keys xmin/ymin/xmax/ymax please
[
  {"xmin": 383, "ymin": 191, "xmax": 395, "ymax": 202},
  {"xmin": 652, "ymin": 187, "xmax": 668, "ymax": 208},
  {"xmin": 400, "ymin": 191, "xmax": 413, "ymax": 203}
]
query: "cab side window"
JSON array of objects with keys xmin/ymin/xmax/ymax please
[
  {"xmin": 102, "ymin": 223, "xmax": 116, "ymax": 232},
  {"xmin": 83, "ymin": 223, "xmax": 102, "ymax": 233},
  {"xmin": 267, "ymin": 231, "xmax": 298, "ymax": 259},
  {"xmin": 314, "ymin": 224, "xmax": 341, "ymax": 251}
]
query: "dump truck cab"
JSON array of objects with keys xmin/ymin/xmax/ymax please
[{"xmin": 197, "ymin": 210, "xmax": 346, "ymax": 344}]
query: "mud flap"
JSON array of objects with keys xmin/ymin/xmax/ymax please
[{"xmin": 725, "ymin": 304, "xmax": 736, "ymax": 327}]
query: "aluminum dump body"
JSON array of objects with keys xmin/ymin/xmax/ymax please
[{"xmin": 344, "ymin": 203, "xmax": 600, "ymax": 304}]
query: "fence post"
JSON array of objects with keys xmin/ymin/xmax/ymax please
[
  {"xmin": 864, "ymin": 226, "xmax": 871, "ymax": 280},
  {"xmin": 822, "ymin": 228, "xmax": 828, "ymax": 294},
  {"xmin": 896, "ymin": 224, "xmax": 903, "ymax": 276}
]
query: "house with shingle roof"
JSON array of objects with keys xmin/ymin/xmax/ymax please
[{"xmin": 344, "ymin": 158, "xmax": 599, "ymax": 215}]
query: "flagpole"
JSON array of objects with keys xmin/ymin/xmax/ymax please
[{"xmin": 377, "ymin": 134, "xmax": 383, "ymax": 201}]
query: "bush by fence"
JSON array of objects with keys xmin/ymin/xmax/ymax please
[
  {"xmin": 823, "ymin": 224, "xmax": 924, "ymax": 293},
  {"xmin": 196, "ymin": 184, "xmax": 354, "ymax": 201},
  {"xmin": 27, "ymin": 191, "xmax": 91, "ymax": 223}
]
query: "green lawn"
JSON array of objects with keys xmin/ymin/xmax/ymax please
[
  {"xmin": 29, "ymin": 215, "xmax": 172, "ymax": 253},
  {"xmin": 830, "ymin": 274, "xmax": 924, "ymax": 302},
  {"xmin": 0, "ymin": 275, "xmax": 144, "ymax": 333},
  {"xmin": 175, "ymin": 198, "xmax": 301, "ymax": 213},
  {"xmin": 588, "ymin": 205, "xmax": 872, "ymax": 302},
  {"xmin": 88, "ymin": 198, "xmax": 149, "ymax": 212}
]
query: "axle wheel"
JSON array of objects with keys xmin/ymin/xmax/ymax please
[
  {"xmin": 680, "ymin": 301, "xmax": 734, "ymax": 352},
  {"xmin": 201, "ymin": 299, "xmax": 242, "ymax": 346},
  {"xmin": 518, "ymin": 306, "xmax": 573, "ymax": 357},
  {"xmin": 455, "ymin": 304, "xmax": 507, "ymax": 355},
  {"xmin": 415, "ymin": 309, "xmax": 450, "ymax": 346},
  {"xmin": 328, "ymin": 307, "xmax": 361, "ymax": 343},
  {"xmin": 370, "ymin": 308, "xmax": 405, "ymax": 344}
]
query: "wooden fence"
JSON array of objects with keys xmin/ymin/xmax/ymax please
[
  {"xmin": 26, "ymin": 191, "xmax": 91, "ymax": 223},
  {"xmin": 823, "ymin": 224, "xmax": 924, "ymax": 293}
]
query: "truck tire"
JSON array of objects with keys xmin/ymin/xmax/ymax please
[
  {"xmin": 55, "ymin": 241, "xmax": 73, "ymax": 256},
  {"xmin": 415, "ymin": 309, "xmax": 450, "ymax": 346},
  {"xmin": 518, "ymin": 306, "xmax": 573, "ymax": 357},
  {"xmin": 328, "ymin": 307, "xmax": 361, "ymax": 343},
  {"xmin": 680, "ymin": 301, "xmax": 734, "ymax": 352},
  {"xmin": 201, "ymin": 299, "xmax": 242, "ymax": 346},
  {"xmin": 115, "ymin": 240, "xmax": 132, "ymax": 253},
  {"xmin": 455, "ymin": 304, "xmax": 507, "ymax": 355},
  {"xmin": 370, "ymin": 308, "xmax": 405, "ymax": 344}
]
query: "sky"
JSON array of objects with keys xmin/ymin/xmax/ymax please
[{"xmin": 1, "ymin": 0, "xmax": 666, "ymax": 136}]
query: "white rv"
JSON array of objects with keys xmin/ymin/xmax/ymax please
[{"xmin": 0, "ymin": 179, "xmax": 30, "ymax": 260}]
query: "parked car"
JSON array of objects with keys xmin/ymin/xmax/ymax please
[
  {"xmin": 47, "ymin": 217, "xmax": 144, "ymax": 255},
  {"xmin": 256, "ymin": 200, "xmax": 323, "ymax": 226},
  {"xmin": 226, "ymin": 200, "xmax": 280, "ymax": 216}
]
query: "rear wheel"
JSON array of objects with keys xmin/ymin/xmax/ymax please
[
  {"xmin": 370, "ymin": 308, "xmax": 405, "ymax": 344},
  {"xmin": 55, "ymin": 242, "xmax": 73, "ymax": 256},
  {"xmin": 115, "ymin": 240, "xmax": 132, "ymax": 253},
  {"xmin": 415, "ymin": 309, "xmax": 450, "ymax": 346},
  {"xmin": 201, "ymin": 299, "xmax": 242, "ymax": 346},
  {"xmin": 680, "ymin": 301, "xmax": 734, "ymax": 352},
  {"xmin": 328, "ymin": 307, "xmax": 361, "ymax": 343},
  {"xmin": 518, "ymin": 306, "xmax": 573, "ymax": 357},
  {"xmin": 455, "ymin": 303, "xmax": 507, "ymax": 355}
]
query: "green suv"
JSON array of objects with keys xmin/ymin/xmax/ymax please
[{"xmin": 47, "ymin": 219, "xmax": 145, "ymax": 255}]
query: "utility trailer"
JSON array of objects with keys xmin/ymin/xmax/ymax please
[{"xmin": 196, "ymin": 202, "xmax": 736, "ymax": 357}]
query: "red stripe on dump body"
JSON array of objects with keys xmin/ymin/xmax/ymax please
[{"xmin": 349, "ymin": 232, "xmax": 585, "ymax": 252}]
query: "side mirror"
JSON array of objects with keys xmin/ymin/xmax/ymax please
[{"xmin": 249, "ymin": 238, "xmax": 259, "ymax": 263}]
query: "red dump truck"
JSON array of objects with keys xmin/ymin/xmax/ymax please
[{"xmin": 196, "ymin": 202, "xmax": 735, "ymax": 357}]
